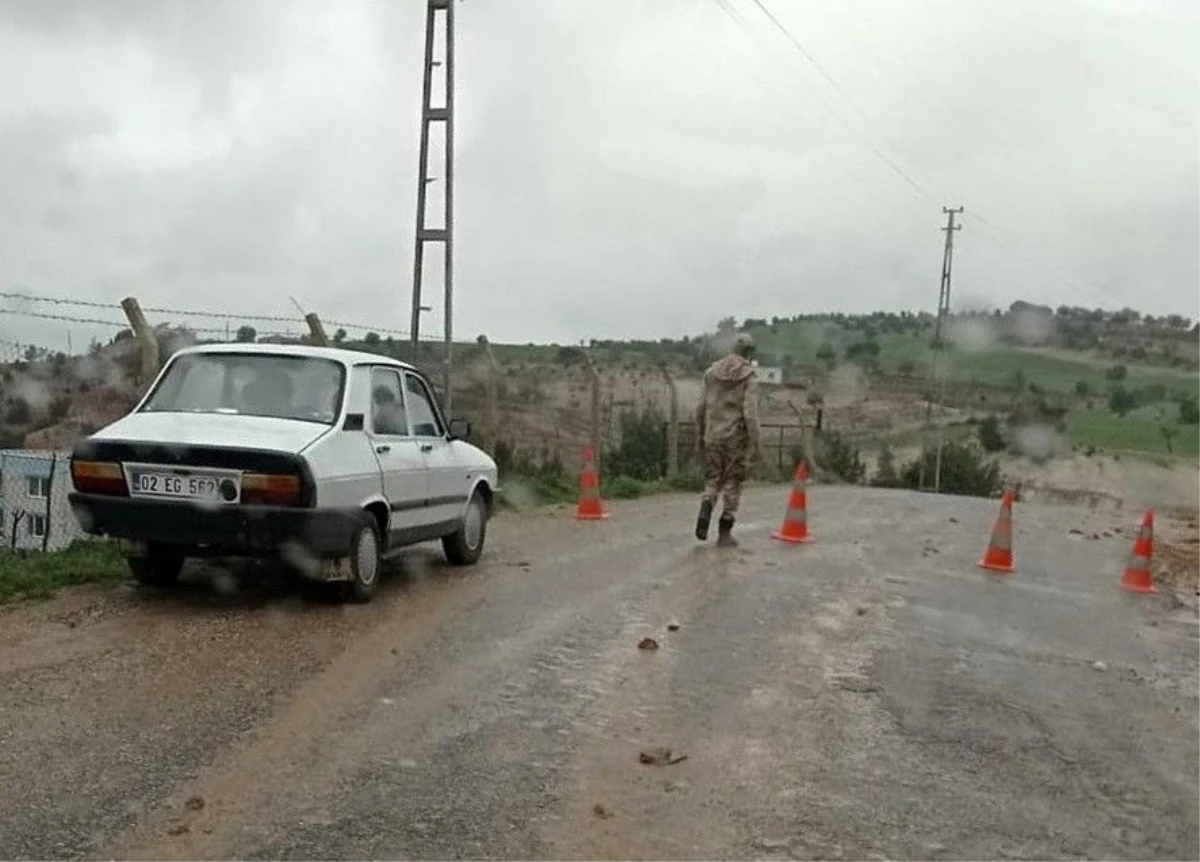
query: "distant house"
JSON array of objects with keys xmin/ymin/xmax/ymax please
[
  {"xmin": 0, "ymin": 450, "xmax": 83, "ymax": 552},
  {"xmin": 754, "ymin": 365, "xmax": 784, "ymax": 385}
]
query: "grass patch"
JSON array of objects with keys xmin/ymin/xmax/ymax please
[
  {"xmin": 746, "ymin": 319, "xmax": 1198, "ymax": 395},
  {"xmin": 0, "ymin": 540, "xmax": 127, "ymax": 604},
  {"xmin": 1067, "ymin": 410, "xmax": 1200, "ymax": 457}
]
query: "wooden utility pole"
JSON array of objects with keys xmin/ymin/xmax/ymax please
[
  {"xmin": 410, "ymin": 0, "xmax": 456, "ymax": 413},
  {"xmin": 918, "ymin": 206, "xmax": 963, "ymax": 493}
]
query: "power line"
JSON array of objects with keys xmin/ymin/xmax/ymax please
[
  {"xmin": 735, "ymin": 0, "xmax": 932, "ymax": 196},
  {"xmin": 708, "ymin": 3, "xmax": 1166, "ymax": 314}
]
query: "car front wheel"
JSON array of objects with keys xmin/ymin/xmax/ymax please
[
  {"xmin": 127, "ymin": 544, "xmax": 185, "ymax": 587},
  {"xmin": 342, "ymin": 511, "xmax": 383, "ymax": 603},
  {"xmin": 443, "ymin": 491, "xmax": 488, "ymax": 566}
]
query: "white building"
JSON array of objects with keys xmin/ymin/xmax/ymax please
[
  {"xmin": 754, "ymin": 365, "xmax": 784, "ymax": 385},
  {"xmin": 0, "ymin": 450, "xmax": 84, "ymax": 552}
]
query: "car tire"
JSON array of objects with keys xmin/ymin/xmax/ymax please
[
  {"xmin": 127, "ymin": 544, "xmax": 185, "ymax": 587},
  {"xmin": 443, "ymin": 490, "xmax": 488, "ymax": 566},
  {"xmin": 342, "ymin": 511, "xmax": 383, "ymax": 603}
]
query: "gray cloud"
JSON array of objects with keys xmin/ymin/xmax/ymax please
[{"xmin": 0, "ymin": 0, "xmax": 1196, "ymax": 352}]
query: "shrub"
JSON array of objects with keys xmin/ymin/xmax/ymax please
[
  {"xmin": 3, "ymin": 397, "xmax": 31, "ymax": 426},
  {"xmin": 872, "ymin": 443, "xmax": 901, "ymax": 488},
  {"xmin": 605, "ymin": 408, "xmax": 666, "ymax": 481},
  {"xmin": 977, "ymin": 414, "xmax": 1005, "ymax": 452},
  {"xmin": 812, "ymin": 429, "xmax": 866, "ymax": 484},
  {"xmin": 899, "ymin": 440, "xmax": 1004, "ymax": 498}
]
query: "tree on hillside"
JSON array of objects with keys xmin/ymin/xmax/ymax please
[
  {"xmin": 815, "ymin": 343, "xmax": 837, "ymax": 370},
  {"xmin": 717, "ymin": 317, "xmax": 737, "ymax": 334},
  {"xmin": 236, "ymin": 325, "xmax": 257, "ymax": 343},
  {"xmin": 1179, "ymin": 395, "xmax": 1200, "ymax": 425},
  {"xmin": 1157, "ymin": 410, "xmax": 1179, "ymax": 454},
  {"xmin": 897, "ymin": 359, "xmax": 916, "ymax": 377},
  {"xmin": 363, "ymin": 332, "xmax": 381, "ymax": 346},
  {"xmin": 1108, "ymin": 386, "xmax": 1138, "ymax": 418},
  {"xmin": 1105, "ymin": 364, "xmax": 1128, "ymax": 382},
  {"xmin": 1074, "ymin": 379, "xmax": 1091, "ymax": 398},
  {"xmin": 333, "ymin": 328, "xmax": 347, "ymax": 343}
]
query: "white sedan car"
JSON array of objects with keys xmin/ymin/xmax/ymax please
[{"xmin": 68, "ymin": 343, "xmax": 498, "ymax": 601}]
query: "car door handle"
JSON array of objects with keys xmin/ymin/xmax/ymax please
[
  {"xmin": 375, "ymin": 444, "xmax": 391, "ymax": 454},
  {"xmin": 420, "ymin": 443, "xmax": 434, "ymax": 452}
]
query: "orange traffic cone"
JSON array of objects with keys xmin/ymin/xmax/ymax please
[
  {"xmin": 1120, "ymin": 508, "xmax": 1156, "ymax": 594},
  {"xmin": 575, "ymin": 444, "xmax": 609, "ymax": 521},
  {"xmin": 772, "ymin": 460, "xmax": 814, "ymax": 544},
  {"xmin": 979, "ymin": 489, "xmax": 1015, "ymax": 574}
]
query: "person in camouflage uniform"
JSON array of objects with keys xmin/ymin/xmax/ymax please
[{"xmin": 694, "ymin": 333, "xmax": 762, "ymax": 546}]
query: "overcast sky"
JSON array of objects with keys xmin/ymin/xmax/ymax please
[{"xmin": 0, "ymin": 0, "xmax": 1196, "ymax": 350}]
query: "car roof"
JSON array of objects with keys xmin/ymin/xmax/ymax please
[{"xmin": 172, "ymin": 341, "xmax": 417, "ymax": 370}]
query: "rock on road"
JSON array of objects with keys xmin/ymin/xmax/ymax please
[{"xmin": 0, "ymin": 486, "xmax": 1196, "ymax": 860}]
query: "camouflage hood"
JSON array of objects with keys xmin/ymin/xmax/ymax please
[
  {"xmin": 695, "ymin": 353, "xmax": 761, "ymax": 448},
  {"xmin": 705, "ymin": 354, "xmax": 755, "ymax": 386}
]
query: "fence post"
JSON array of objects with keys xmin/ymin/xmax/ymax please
[
  {"xmin": 42, "ymin": 454, "xmax": 57, "ymax": 552},
  {"xmin": 305, "ymin": 313, "xmax": 330, "ymax": 347},
  {"xmin": 786, "ymin": 399, "xmax": 822, "ymax": 480},
  {"xmin": 658, "ymin": 361, "xmax": 679, "ymax": 479},
  {"xmin": 120, "ymin": 297, "xmax": 160, "ymax": 384},
  {"xmin": 579, "ymin": 346, "xmax": 601, "ymax": 477},
  {"xmin": 478, "ymin": 335, "xmax": 500, "ymax": 452}
]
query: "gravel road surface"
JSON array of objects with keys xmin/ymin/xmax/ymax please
[{"xmin": 0, "ymin": 486, "xmax": 1195, "ymax": 860}]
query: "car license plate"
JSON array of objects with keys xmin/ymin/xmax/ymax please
[{"xmin": 129, "ymin": 470, "xmax": 227, "ymax": 501}]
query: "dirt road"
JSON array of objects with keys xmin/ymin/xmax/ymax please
[{"xmin": 0, "ymin": 487, "xmax": 1196, "ymax": 860}]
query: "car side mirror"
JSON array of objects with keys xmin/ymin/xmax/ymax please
[{"xmin": 448, "ymin": 418, "xmax": 470, "ymax": 440}]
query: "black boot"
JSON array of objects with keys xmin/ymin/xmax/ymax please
[
  {"xmin": 695, "ymin": 499, "xmax": 714, "ymax": 541},
  {"xmin": 717, "ymin": 515, "xmax": 737, "ymax": 547}
]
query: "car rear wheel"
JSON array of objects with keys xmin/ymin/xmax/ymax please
[
  {"xmin": 341, "ymin": 511, "xmax": 383, "ymax": 603},
  {"xmin": 443, "ymin": 490, "xmax": 488, "ymax": 566},
  {"xmin": 127, "ymin": 544, "xmax": 185, "ymax": 587}
]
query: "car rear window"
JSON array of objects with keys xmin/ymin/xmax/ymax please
[{"xmin": 141, "ymin": 353, "xmax": 346, "ymax": 424}]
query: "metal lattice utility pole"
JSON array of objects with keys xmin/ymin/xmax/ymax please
[
  {"xmin": 918, "ymin": 206, "xmax": 963, "ymax": 493},
  {"xmin": 410, "ymin": 0, "xmax": 456, "ymax": 413}
]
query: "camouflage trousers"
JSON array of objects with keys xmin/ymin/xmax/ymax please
[{"xmin": 701, "ymin": 439, "xmax": 750, "ymax": 516}]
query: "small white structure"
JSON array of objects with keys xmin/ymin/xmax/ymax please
[
  {"xmin": 754, "ymin": 365, "xmax": 784, "ymax": 385},
  {"xmin": 0, "ymin": 449, "xmax": 83, "ymax": 552}
]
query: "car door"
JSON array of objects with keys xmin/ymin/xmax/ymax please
[
  {"xmin": 367, "ymin": 367, "xmax": 431, "ymax": 540},
  {"xmin": 403, "ymin": 370, "xmax": 465, "ymax": 528}
]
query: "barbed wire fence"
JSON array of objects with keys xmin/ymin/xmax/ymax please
[{"xmin": 0, "ymin": 290, "xmax": 412, "ymax": 352}]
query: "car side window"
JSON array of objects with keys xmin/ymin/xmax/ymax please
[
  {"xmin": 369, "ymin": 368, "xmax": 408, "ymax": 436},
  {"xmin": 404, "ymin": 373, "xmax": 444, "ymax": 437}
]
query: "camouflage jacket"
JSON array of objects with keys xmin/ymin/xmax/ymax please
[{"xmin": 695, "ymin": 354, "xmax": 761, "ymax": 449}]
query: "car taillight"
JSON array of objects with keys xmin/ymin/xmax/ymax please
[
  {"xmin": 71, "ymin": 460, "xmax": 129, "ymax": 496},
  {"xmin": 241, "ymin": 473, "xmax": 302, "ymax": 506}
]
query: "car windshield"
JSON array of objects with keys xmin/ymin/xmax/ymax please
[{"xmin": 140, "ymin": 353, "xmax": 345, "ymax": 424}]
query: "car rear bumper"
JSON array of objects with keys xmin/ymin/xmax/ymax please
[{"xmin": 68, "ymin": 493, "xmax": 357, "ymax": 558}]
